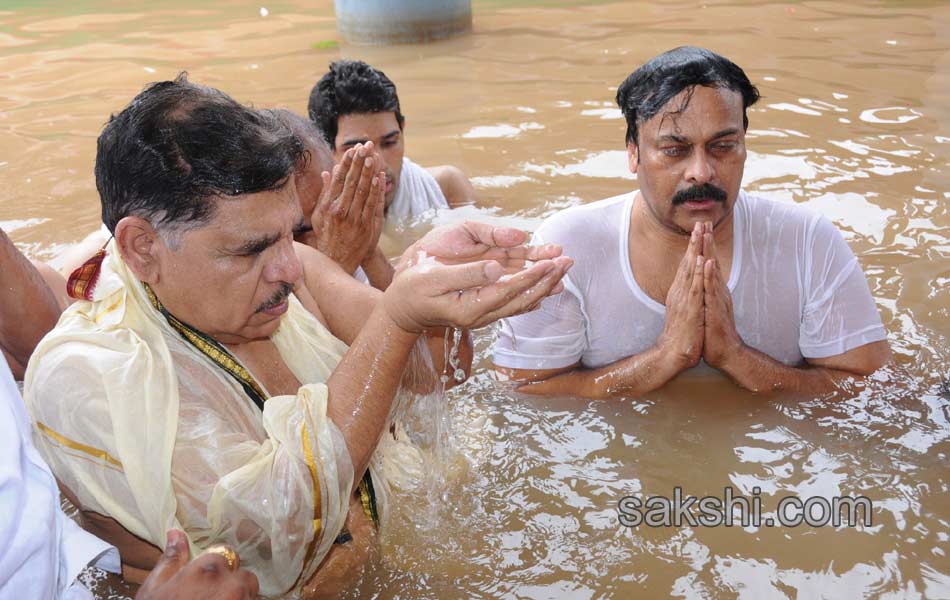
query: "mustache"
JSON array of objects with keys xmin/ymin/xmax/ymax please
[
  {"xmin": 672, "ymin": 184, "xmax": 728, "ymax": 206},
  {"xmin": 257, "ymin": 282, "xmax": 294, "ymax": 313}
]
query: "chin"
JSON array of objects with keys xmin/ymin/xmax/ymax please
[{"xmin": 236, "ymin": 313, "xmax": 284, "ymax": 341}]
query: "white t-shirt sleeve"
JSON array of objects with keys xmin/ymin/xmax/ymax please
[
  {"xmin": 492, "ymin": 244, "xmax": 588, "ymax": 371},
  {"xmin": 799, "ymin": 215, "xmax": 887, "ymax": 358}
]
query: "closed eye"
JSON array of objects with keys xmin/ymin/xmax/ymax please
[
  {"xmin": 232, "ymin": 233, "xmax": 281, "ymax": 257},
  {"xmin": 661, "ymin": 146, "xmax": 689, "ymax": 157}
]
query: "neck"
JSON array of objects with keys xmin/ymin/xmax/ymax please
[{"xmin": 630, "ymin": 191, "xmax": 736, "ymax": 250}]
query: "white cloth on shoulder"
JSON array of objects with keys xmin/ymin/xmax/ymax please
[
  {"xmin": 386, "ymin": 157, "xmax": 448, "ymax": 222},
  {"xmin": 494, "ymin": 190, "xmax": 887, "ymax": 371},
  {"xmin": 24, "ymin": 239, "xmax": 371, "ymax": 598},
  {"xmin": 0, "ymin": 358, "xmax": 119, "ymax": 599}
]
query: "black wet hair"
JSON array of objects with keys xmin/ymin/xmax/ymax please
[
  {"xmin": 96, "ymin": 73, "xmax": 304, "ymax": 240},
  {"xmin": 307, "ymin": 59, "xmax": 405, "ymax": 149},
  {"xmin": 616, "ymin": 46, "xmax": 760, "ymax": 146}
]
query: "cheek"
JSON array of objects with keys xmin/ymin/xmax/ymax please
[
  {"xmin": 387, "ymin": 146, "xmax": 404, "ymax": 170},
  {"xmin": 206, "ymin": 262, "xmax": 266, "ymax": 317}
]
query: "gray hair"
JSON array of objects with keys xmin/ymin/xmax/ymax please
[{"xmin": 260, "ymin": 108, "xmax": 333, "ymax": 174}]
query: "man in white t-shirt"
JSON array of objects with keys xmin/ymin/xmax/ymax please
[
  {"xmin": 493, "ymin": 46, "xmax": 890, "ymax": 398},
  {"xmin": 308, "ymin": 59, "xmax": 477, "ymax": 289}
]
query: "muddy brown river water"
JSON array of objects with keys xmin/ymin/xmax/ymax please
[{"xmin": 1, "ymin": 1, "xmax": 948, "ymax": 598}]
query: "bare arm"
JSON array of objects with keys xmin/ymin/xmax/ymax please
[
  {"xmin": 325, "ymin": 302, "xmax": 420, "ymax": 483},
  {"xmin": 701, "ymin": 224, "xmax": 890, "ymax": 394},
  {"xmin": 296, "ymin": 243, "xmax": 471, "ymax": 389},
  {"xmin": 359, "ymin": 247, "xmax": 395, "ymax": 290},
  {"xmin": 429, "ymin": 165, "xmax": 477, "ymax": 208},
  {"xmin": 0, "ymin": 228, "xmax": 62, "ymax": 372},
  {"xmin": 715, "ymin": 340, "xmax": 891, "ymax": 394},
  {"xmin": 499, "ymin": 343, "xmax": 687, "ymax": 399}
]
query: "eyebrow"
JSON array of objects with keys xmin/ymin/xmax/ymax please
[
  {"xmin": 656, "ymin": 133, "xmax": 690, "ymax": 145},
  {"xmin": 656, "ymin": 128, "xmax": 740, "ymax": 145},
  {"xmin": 709, "ymin": 128, "xmax": 741, "ymax": 140},
  {"xmin": 340, "ymin": 128, "xmax": 400, "ymax": 148},
  {"xmin": 233, "ymin": 232, "xmax": 282, "ymax": 255}
]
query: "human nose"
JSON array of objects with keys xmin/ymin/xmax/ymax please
[
  {"xmin": 265, "ymin": 239, "xmax": 302, "ymax": 284},
  {"xmin": 684, "ymin": 147, "xmax": 715, "ymax": 184},
  {"xmin": 371, "ymin": 146, "xmax": 387, "ymax": 173}
]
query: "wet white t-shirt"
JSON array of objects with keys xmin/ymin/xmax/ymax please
[
  {"xmin": 387, "ymin": 157, "xmax": 449, "ymax": 221},
  {"xmin": 493, "ymin": 191, "xmax": 887, "ymax": 371}
]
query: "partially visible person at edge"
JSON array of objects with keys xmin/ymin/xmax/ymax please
[
  {"xmin": 1, "ymin": 232, "xmax": 259, "ymax": 599},
  {"xmin": 493, "ymin": 46, "xmax": 890, "ymax": 399},
  {"xmin": 1, "ymin": 228, "xmax": 64, "ymax": 378},
  {"xmin": 307, "ymin": 59, "xmax": 478, "ymax": 289},
  {"xmin": 24, "ymin": 74, "xmax": 572, "ymax": 599}
]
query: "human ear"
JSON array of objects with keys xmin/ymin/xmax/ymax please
[
  {"xmin": 627, "ymin": 141, "xmax": 639, "ymax": 175},
  {"xmin": 114, "ymin": 216, "xmax": 162, "ymax": 284}
]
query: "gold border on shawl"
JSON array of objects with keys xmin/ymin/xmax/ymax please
[
  {"xmin": 93, "ymin": 296, "xmax": 124, "ymax": 323},
  {"xmin": 36, "ymin": 421, "xmax": 123, "ymax": 469},
  {"xmin": 294, "ymin": 415, "xmax": 326, "ymax": 588}
]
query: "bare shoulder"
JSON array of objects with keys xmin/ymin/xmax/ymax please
[{"xmin": 427, "ymin": 164, "xmax": 476, "ymax": 208}]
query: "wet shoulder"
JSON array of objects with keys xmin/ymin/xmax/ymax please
[
  {"xmin": 738, "ymin": 191, "xmax": 824, "ymax": 245},
  {"xmin": 533, "ymin": 193, "xmax": 632, "ymax": 253}
]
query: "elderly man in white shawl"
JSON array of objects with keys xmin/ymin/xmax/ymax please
[{"xmin": 24, "ymin": 74, "xmax": 572, "ymax": 599}]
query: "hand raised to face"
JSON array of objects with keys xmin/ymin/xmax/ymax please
[
  {"xmin": 135, "ymin": 530, "xmax": 259, "ymax": 600},
  {"xmin": 307, "ymin": 142, "xmax": 385, "ymax": 274}
]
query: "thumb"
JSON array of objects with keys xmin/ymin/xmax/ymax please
[{"xmin": 137, "ymin": 530, "xmax": 191, "ymax": 597}]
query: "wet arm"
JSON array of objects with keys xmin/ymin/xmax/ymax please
[
  {"xmin": 360, "ymin": 247, "xmax": 394, "ymax": 290},
  {"xmin": 499, "ymin": 345, "xmax": 687, "ymax": 400},
  {"xmin": 325, "ymin": 304, "xmax": 420, "ymax": 481},
  {"xmin": 429, "ymin": 165, "xmax": 477, "ymax": 208},
  {"xmin": 716, "ymin": 340, "xmax": 891, "ymax": 394},
  {"xmin": 0, "ymin": 229, "xmax": 61, "ymax": 369},
  {"xmin": 297, "ymin": 243, "xmax": 471, "ymax": 390}
]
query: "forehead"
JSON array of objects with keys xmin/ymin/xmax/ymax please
[
  {"xmin": 199, "ymin": 184, "xmax": 301, "ymax": 239},
  {"xmin": 303, "ymin": 141, "xmax": 333, "ymax": 172},
  {"xmin": 644, "ymin": 86, "xmax": 744, "ymax": 138},
  {"xmin": 336, "ymin": 112, "xmax": 401, "ymax": 141}
]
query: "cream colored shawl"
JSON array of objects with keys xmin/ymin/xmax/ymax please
[{"xmin": 24, "ymin": 240, "xmax": 362, "ymax": 597}]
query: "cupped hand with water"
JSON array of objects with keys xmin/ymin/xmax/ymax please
[
  {"xmin": 307, "ymin": 142, "xmax": 385, "ymax": 274},
  {"xmin": 383, "ymin": 221, "xmax": 573, "ymax": 333},
  {"xmin": 400, "ymin": 221, "xmax": 565, "ymax": 272}
]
